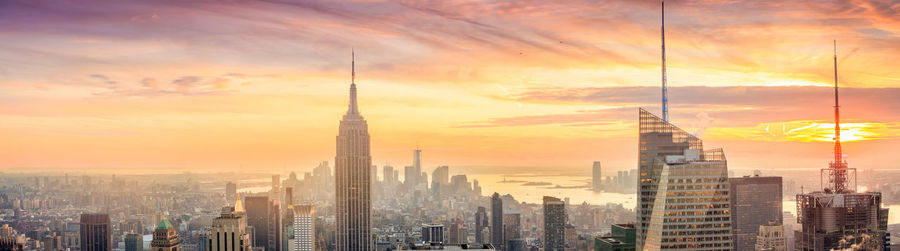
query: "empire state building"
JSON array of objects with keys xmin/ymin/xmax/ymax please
[{"xmin": 335, "ymin": 51, "xmax": 373, "ymax": 251}]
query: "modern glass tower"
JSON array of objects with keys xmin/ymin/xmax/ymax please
[
  {"xmin": 636, "ymin": 109, "xmax": 733, "ymax": 250},
  {"xmin": 335, "ymin": 51, "xmax": 373, "ymax": 251}
]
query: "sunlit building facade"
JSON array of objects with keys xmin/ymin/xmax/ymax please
[
  {"xmin": 334, "ymin": 54, "xmax": 373, "ymax": 251},
  {"xmin": 636, "ymin": 109, "xmax": 732, "ymax": 250}
]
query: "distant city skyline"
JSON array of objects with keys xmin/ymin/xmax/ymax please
[{"xmin": 2, "ymin": 1, "xmax": 900, "ymax": 172}]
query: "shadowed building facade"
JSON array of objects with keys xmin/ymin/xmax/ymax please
[
  {"xmin": 80, "ymin": 213, "xmax": 111, "ymax": 251},
  {"xmin": 728, "ymin": 176, "xmax": 782, "ymax": 251},
  {"xmin": 335, "ymin": 52, "xmax": 373, "ymax": 251}
]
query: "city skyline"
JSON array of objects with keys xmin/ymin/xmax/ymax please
[{"xmin": 2, "ymin": 1, "xmax": 900, "ymax": 173}]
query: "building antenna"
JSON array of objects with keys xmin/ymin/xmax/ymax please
[
  {"xmin": 352, "ymin": 48, "xmax": 355, "ymax": 84},
  {"xmin": 833, "ymin": 40, "xmax": 842, "ymax": 164},
  {"xmin": 661, "ymin": 1, "xmax": 669, "ymax": 122}
]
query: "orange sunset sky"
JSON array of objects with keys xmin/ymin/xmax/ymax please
[{"xmin": 2, "ymin": 0, "xmax": 899, "ymax": 174}]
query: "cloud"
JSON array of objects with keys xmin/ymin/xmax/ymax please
[{"xmin": 141, "ymin": 78, "xmax": 160, "ymax": 89}]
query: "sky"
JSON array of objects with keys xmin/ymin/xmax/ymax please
[{"xmin": 1, "ymin": 0, "xmax": 900, "ymax": 175}]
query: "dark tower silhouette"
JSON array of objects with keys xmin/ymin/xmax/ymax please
[{"xmin": 80, "ymin": 213, "xmax": 111, "ymax": 251}]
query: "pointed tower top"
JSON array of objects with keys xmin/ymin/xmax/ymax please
[
  {"xmin": 346, "ymin": 49, "xmax": 361, "ymax": 118},
  {"xmin": 234, "ymin": 193, "xmax": 245, "ymax": 213}
]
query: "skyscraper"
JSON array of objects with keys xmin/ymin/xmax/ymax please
[
  {"xmin": 490, "ymin": 193, "xmax": 503, "ymax": 249},
  {"xmin": 209, "ymin": 206, "xmax": 253, "ymax": 251},
  {"xmin": 150, "ymin": 219, "xmax": 181, "ymax": 251},
  {"xmin": 268, "ymin": 200, "xmax": 283, "ymax": 251},
  {"xmin": 245, "ymin": 196, "xmax": 271, "ymax": 250},
  {"xmin": 226, "ymin": 182, "xmax": 238, "ymax": 202},
  {"xmin": 382, "ymin": 166, "xmax": 394, "ymax": 186},
  {"xmin": 592, "ymin": 161, "xmax": 602, "ymax": 192},
  {"xmin": 413, "ymin": 147, "xmax": 422, "ymax": 185},
  {"xmin": 502, "ymin": 212, "xmax": 521, "ymax": 249},
  {"xmin": 637, "ymin": 109, "xmax": 732, "ymax": 250},
  {"xmin": 292, "ymin": 205, "xmax": 315, "ymax": 251},
  {"xmin": 334, "ymin": 51, "xmax": 373, "ymax": 251},
  {"xmin": 543, "ymin": 196, "xmax": 566, "ymax": 251},
  {"xmin": 729, "ymin": 175, "xmax": 782, "ymax": 251},
  {"xmin": 80, "ymin": 213, "xmax": 110, "ymax": 251},
  {"xmin": 794, "ymin": 42, "xmax": 889, "ymax": 251},
  {"xmin": 475, "ymin": 207, "xmax": 489, "ymax": 244}
]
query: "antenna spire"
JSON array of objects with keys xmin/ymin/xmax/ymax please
[
  {"xmin": 661, "ymin": 1, "xmax": 669, "ymax": 122},
  {"xmin": 352, "ymin": 48, "xmax": 356, "ymax": 84},
  {"xmin": 833, "ymin": 40, "xmax": 841, "ymax": 164},
  {"xmin": 347, "ymin": 49, "xmax": 359, "ymax": 116}
]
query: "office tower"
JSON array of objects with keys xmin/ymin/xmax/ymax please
[
  {"xmin": 80, "ymin": 213, "xmax": 110, "ymax": 251},
  {"xmin": 754, "ymin": 225, "xmax": 785, "ymax": 251},
  {"xmin": 637, "ymin": 109, "xmax": 732, "ymax": 250},
  {"xmin": 636, "ymin": 4, "xmax": 732, "ymax": 249},
  {"xmin": 269, "ymin": 200, "xmax": 283, "ymax": 251},
  {"xmin": 382, "ymin": 166, "xmax": 394, "ymax": 186},
  {"xmin": 592, "ymin": 161, "xmax": 602, "ymax": 192},
  {"xmin": 432, "ymin": 166, "xmax": 450, "ymax": 195},
  {"xmin": 490, "ymin": 193, "xmax": 503, "ymax": 249},
  {"xmin": 334, "ymin": 51, "xmax": 373, "ymax": 251},
  {"xmin": 125, "ymin": 233, "xmax": 142, "ymax": 251},
  {"xmin": 795, "ymin": 42, "xmax": 889, "ymax": 251},
  {"xmin": 226, "ymin": 182, "xmax": 238, "ymax": 202},
  {"xmin": 291, "ymin": 205, "xmax": 315, "ymax": 251},
  {"xmin": 245, "ymin": 196, "xmax": 270, "ymax": 249},
  {"xmin": 404, "ymin": 166, "xmax": 417, "ymax": 188},
  {"xmin": 475, "ymin": 207, "xmax": 489, "ymax": 244},
  {"xmin": 728, "ymin": 175, "xmax": 782, "ymax": 251},
  {"xmin": 150, "ymin": 219, "xmax": 181, "ymax": 251},
  {"xmin": 210, "ymin": 206, "xmax": 253, "ymax": 251},
  {"xmin": 447, "ymin": 218, "xmax": 462, "ymax": 244},
  {"xmin": 595, "ymin": 223, "xmax": 636, "ymax": 251},
  {"xmin": 543, "ymin": 196, "xmax": 566, "ymax": 251},
  {"xmin": 421, "ymin": 224, "xmax": 444, "ymax": 244},
  {"xmin": 413, "ymin": 148, "xmax": 422, "ymax": 185},
  {"xmin": 502, "ymin": 212, "xmax": 521, "ymax": 249}
]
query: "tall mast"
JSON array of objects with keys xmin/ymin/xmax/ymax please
[
  {"xmin": 833, "ymin": 40, "xmax": 841, "ymax": 164},
  {"xmin": 661, "ymin": 1, "xmax": 669, "ymax": 122},
  {"xmin": 348, "ymin": 49, "xmax": 359, "ymax": 115}
]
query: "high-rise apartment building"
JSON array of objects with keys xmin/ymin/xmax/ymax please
[
  {"xmin": 729, "ymin": 175, "xmax": 782, "ymax": 250},
  {"xmin": 80, "ymin": 213, "xmax": 111, "ymax": 251},
  {"xmin": 334, "ymin": 51, "xmax": 373, "ymax": 251},
  {"xmin": 291, "ymin": 205, "xmax": 315, "ymax": 251},
  {"xmin": 543, "ymin": 196, "xmax": 566, "ymax": 251}
]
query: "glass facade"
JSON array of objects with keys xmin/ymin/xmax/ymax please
[{"xmin": 637, "ymin": 109, "xmax": 732, "ymax": 250}]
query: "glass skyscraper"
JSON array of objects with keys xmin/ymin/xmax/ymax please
[{"xmin": 636, "ymin": 108, "xmax": 732, "ymax": 250}]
